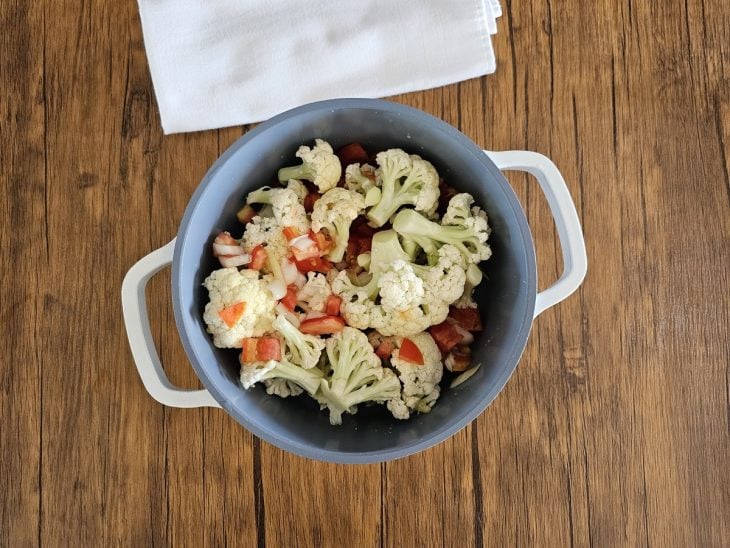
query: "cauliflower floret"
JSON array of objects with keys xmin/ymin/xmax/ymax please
[
  {"xmin": 277, "ymin": 139, "xmax": 342, "ymax": 193},
  {"xmin": 453, "ymin": 263, "xmax": 483, "ymax": 309},
  {"xmin": 272, "ymin": 313, "xmax": 325, "ymax": 370},
  {"xmin": 263, "ymin": 378, "xmax": 304, "ymax": 398},
  {"xmin": 369, "ymin": 305, "xmax": 433, "ymax": 337},
  {"xmin": 377, "ymin": 260, "xmax": 424, "ymax": 312},
  {"xmin": 202, "ymin": 268, "xmax": 276, "ymax": 348},
  {"xmin": 366, "ymin": 149, "xmax": 440, "ymax": 227},
  {"xmin": 246, "ymin": 186, "xmax": 309, "ymax": 234},
  {"xmin": 240, "ymin": 357, "xmax": 323, "ymax": 394},
  {"xmin": 241, "ymin": 216, "xmax": 288, "ymax": 256},
  {"xmin": 297, "ymin": 272, "xmax": 333, "ymax": 313},
  {"xmin": 311, "ymin": 188, "xmax": 366, "ymax": 262},
  {"xmin": 416, "ymin": 245, "xmax": 467, "ymax": 304},
  {"xmin": 386, "ymin": 332, "xmax": 443, "ymax": 419},
  {"xmin": 285, "ymin": 179, "xmax": 309, "ymax": 202},
  {"xmin": 345, "ymin": 163, "xmax": 381, "ymax": 206}
]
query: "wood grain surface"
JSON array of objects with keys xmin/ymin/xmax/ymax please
[{"xmin": 2, "ymin": 0, "xmax": 728, "ymax": 546}]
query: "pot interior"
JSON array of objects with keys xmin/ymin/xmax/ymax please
[{"xmin": 172, "ymin": 99, "xmax": 536, "ymax": 462}]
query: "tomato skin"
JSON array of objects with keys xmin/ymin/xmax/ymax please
[
  {"xmin": 282, "ymin": 226, "xmax": 300, "ymax": 241},
  {"xmin": 249, "ymin": 245, "xmax": 267, "ymax": 271},
  {"xmin": 218, "ymin": 301, "xmax": 246, "ymax": 328},
  {"xmin": 294, "ymin": 256, "xmax": 333, "ymax": 273},
  {"xmin": 303, "ymin": 192, "xmax": 320, "ymax": 213},
  {"xmin": 325, "ymin": 295, "xmax": 342, "ymax": 316},
  {"xmin": 398, "ymin": 338, "xmax": 424, "ymax": 365},
  {"xmin": 279, "ymin": 285, "xmax": 298, "ymax": 311},
  {"xmin": 240, "ymin": 337, "xmax": 282, "ymax": 363},
  {"xmin": 429, "ymin": 322, "xmax": 463, "ymax": 353},
  {"xmin": 299, "ymin": 315, "xmax": 345, "ymax": 335},
  {"xmin": 375, "ymin": 340, "xmax": 395, "ymax": 361},
  {"xmin": 448, "ymin": 307, "xmax": 483, "ymax": 332},
  {"xmin": 336, "ymin": 142, "xmax": 370, "ymax": 167}
]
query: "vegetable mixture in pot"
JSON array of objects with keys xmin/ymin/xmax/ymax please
[{"xmin": 202, "ymin": 139, "xmax": 491, "ymax": 425}]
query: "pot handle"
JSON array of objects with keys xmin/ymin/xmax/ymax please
[
  {"xmin": 485, "ymin": 151, "xmax": 587, "ymax": 318},
  {"xmin": 121, "ymin": 239, "xmax": 221, "ymax": 408}
]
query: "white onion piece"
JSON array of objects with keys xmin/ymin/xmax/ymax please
[
  {"xmin": 267, "ymin": 280, "xmax": 287, "ymax": 300},
  {"xmin": 294, "ymin": 272, "xmax": 307, "ymax": 289},
  {"xmin": 304, "ymin": 311, "xmax": 325, "ymax": 320},
  {"xmin": 281, "ymin": 259, "xmax": 298, "ymax": 285},
  {"xmin": 219, "ymin": 254, "xmax": 251, "ymax": 267},
  {"xmin": 290, "ymin": 234, "xmax": 316, "ymax": 251},
  {"xmin": 276, "ymin": 304, "xmax": 300, "ymax": 327},
  {"xmin": 213, "ymin": 243, "xmax": 245, "ymax": 256},
  {"xmin": 453, "ymin": 325, "xmax": 474, "ymax": 344},
  {"xmin": 449, "ymin": 364, "xmax": 481, "ymax": 389}
]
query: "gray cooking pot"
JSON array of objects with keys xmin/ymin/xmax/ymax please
[{"xmin": 122, "ymin": 99, "xmax": 587, "ymax": 463}]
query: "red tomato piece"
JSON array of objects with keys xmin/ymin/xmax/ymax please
[
  {"xmin": 447, "ymin": 307, "xmax": 483, "ymax": 331},
  {"xmin": 236, "ymin": 204, "xmax": 257, "ymax": 224},
  {"xmin": 325, "ymin": 295, "xmax": 342, "ymax": 316},
  {"xmin": 294, "ymin": 256, "xmax": 333, "ymax": 273},
  {"xmin": 309, "ymin": 230, "xmax": 331, "ymax": 253},
  {"xmin": 249, "ymin": 245, "xmax": 267, "ymax": 271},
  {"xmin": 446, "ymin": 346, "xmax": 472, "ymax": 372},
  {"xmin": 282, "ymin": 226, "xmax": 300, "ymax": 241},
  {"xmin": 280, "ymin": 285, "xmax": 298, "ymax": 311},
  {"xmin": 398, "ymin": 338, "xmax": 424, "ymax": 365},
  {"xmin": 303, "ymin": 192, "xmax": 320, "ymax": 213},
  {"xmin": 350, "ymin": 217, "xmax": 377, "ymax": 238},
  {"xmin": 256, "ymin": 338, "xmax": 282, "ymax": 361},
  {"xmin": 375, "ymin": 340, "xmax": 395, "ymax": 361},
  {"xmin": 299, "ymin": 315, "xmax": 345, "ymax": 335},
  {"xmin": 240, "ymin": 338, "xmax": 259, "ymax": 363},
  {"xmin": 429, "ymin": 322, "xmax": 463, "ymax": 353},
  {"xmin": 336, "ymin": 142, "xmax": 370, "ymax": 167},
  {"xmin": 218, "ymin": 301, "xmax": 246, "ymax": 328}
]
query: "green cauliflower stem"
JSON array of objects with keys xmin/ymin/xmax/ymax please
[
  {"xmin": 277, "ymin": 139, "xmax": 342, "ymax": 193},
  {"xmin": 316, "ymin": 327, "xmax": 401, "ymax": 425},
  {"xmin": 366, "ymin": 149, "xmax": 440, "ymax": 227},
  {"xmin": 391, "ymin": 200, "xmax": 491, "ymax": 266}
]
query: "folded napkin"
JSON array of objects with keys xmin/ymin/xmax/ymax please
[{"xmin": 137, "ymin": 1, "xmax": 501, "ymax": 134}]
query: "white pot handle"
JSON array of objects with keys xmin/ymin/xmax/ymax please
[
  {"xmin": 121, "ymin": 239, "xmax": 221, "ymax": 408},
  {"xmin": 485, "ymin": 151, "xmax": 588, "ymax": 318}
]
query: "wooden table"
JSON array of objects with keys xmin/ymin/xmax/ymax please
[{"xmin": 2, "ymin": 1, "xmax": 728, "ymax": 546}]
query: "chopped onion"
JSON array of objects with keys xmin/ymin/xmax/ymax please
[
  {"xmin": 219, "ymin": 254, "xmax": 251, "ymax": 267},
  {"xmin": 453, "ymin": 325, "xmax": 474, "ymax": 344},
  {"xmin": 449, "ymin": 364, "xmax": 481, "ymax": 389},
  {"xmin": 276, "ymin": 304, "xmax": 300, "ymax": 327},
  {"xmin": 213, "ymin": 243, "xmax": 245, "ymax": 256},
  {"xmin": 281, "ymin": 259, "xmax": 298, "ymax": 285},
  {"xmin": 267, "ymin": 280, "xmax": 287, "ymax": 300},
  {"xmin": 294, "ymin": 272, "xmax": 307, "ymax": 289},
  {"xmin": 290, "ymin": 234, "xmax": 316, "ymax": 251}
]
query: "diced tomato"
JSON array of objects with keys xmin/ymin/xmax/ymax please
[
  {"xmin": 375, "ymin": 340, "xmax": 395, "ymax": 361},
  {"xmin": 303, "ymin": 192, "xmax": 320, "ymax": 213},
  {"xmin": 236, "ymin": 204, "xmax": 257, "ymax": 224},
  {"xmin": 448, "ymin": 307, "xmax": 483, "ymax": 331},
  {"xmin": 282, "ymin": 226, "xmax": 300, "ymax": 241},
  {"xmin": 309, "ymin": 230, "xmax": 331, "ymax": 253},
  {"xmin": 325, "ymin": 295, "xmax": 342, "ymax": 316},
  {"xmin": 240, "ymin": 337, "xmax": 282, "ymax": 363},
  {"xmin": 218, "ymin": 301, "xmax": 246, "ymax": 328},
  {"xmin": 299, "ymin": 315, "xmax": 345, "ymax": 335},
  {"xmin": 256, "ymin": 337, "xmax": 282, "ymax": 361},
  {"xmin": 249, "ymin": 245, "xmax": 267, "ymax": 271},
  {"xmin": 336, "ymin": 142, "xmax": 370, "ymax": 167},
  {"xmin": 294, "ymin": 256, "xmax": 333, "ymax": 273},
  {"xmin": 280, "ymin": 285, "xmax": 298, "ymax": 311},
  {"xmin": 399, "ymin": 338, "xmax": 424, "ymax": 365},
  {"xmin": 429, "ymin": 322, "xmax": 463, "ymax": 353},
  {"xmin": 446, "ymin": 346, "xmax": 472, "ymax": 372}
]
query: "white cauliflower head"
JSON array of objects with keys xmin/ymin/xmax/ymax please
[
  {"xmin": 388, "ymin": 332, "xmax": 444, "ymax": 417},
  {"xmin": 202, "ymin": 268, "xmax": 276, "ymax": 348},
  {"xmin": 277, "ymin": 139, "xmax": 342, "ymax": 193},
  {"xmin": 311, "ymin": 188, "xmax": 366, "ymax": 262},
  {"xmin": 377, "ymin": 260, "xmax": 425, "ymax": 312},
  {"xmin": 246, "ymin": 186, "xmax": 309, "ymax": 234},
  {"xmin": 285, "ymin": 179, "xmax": 309, "ymax": 202},
  {"xmin": 297, "ymin": 272, "xmax": 333, "ymax": 313}
]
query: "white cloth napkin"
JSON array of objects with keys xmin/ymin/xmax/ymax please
[{"xmin": 137, "ymin": 1, "xmax": 501, "ymax": 134}]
